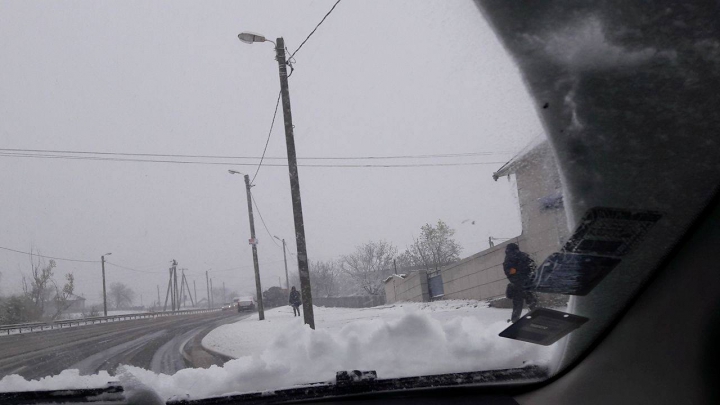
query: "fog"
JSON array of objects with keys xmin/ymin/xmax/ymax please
[{"xmin": 0, "ymin": 0, "xmax": 541, "ymax": 305}]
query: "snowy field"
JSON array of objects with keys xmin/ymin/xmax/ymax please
[{"xmin": 0, "ymin": 300, "xmax": 559, "ymax": 400}]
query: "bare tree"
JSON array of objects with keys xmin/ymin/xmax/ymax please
[
  {"xmin": 340, "ymin": 240, "xmax": 397, "ymax": 296},
  {"xmin": 402, "ymin": 220, "xmax": 462, "ymax": 272},
  {"xmin": 50, "ymin": 273, "xmax": 75, "ymax": 320},
  {"xmin": 309, "ymin": 260, "xmax": 339, "ymax": 297},
  {"xmin": 108, "ymin": 282, "xmax": 136, "ymax": 309},
  {"xmin": 22, "ymin": 252, "xmax": 56, "ymax": 319}
]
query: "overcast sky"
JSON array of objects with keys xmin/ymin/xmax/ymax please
[{"xmin": 0, "ymin": 0, "xmax": 542, "ymax": 305}]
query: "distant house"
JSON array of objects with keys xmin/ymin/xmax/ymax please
[
  {"xmin": 385, "ymin": 137, "xmax": 569, "ymax": 304},
  {"xmin": 44, "ymin": 293, "xmax": 86, "ymax": 316}
]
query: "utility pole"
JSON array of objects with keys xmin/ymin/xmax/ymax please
[
  {"xmin": 210, "ymin": 278, "xmax": 214, "ymax": 308},
  {"xmin": 275, "ymin": 37, "xmax": 314, "ymax": 328},
  {"xmin": 101, "ymin": 254, "xmax": 109, "ymax": 317},
  {"xmin": 172, "ymin": 260, "xmax": 179, "ymax": 311},
  {"xmin": 244, "ymin": 173, "xmax": 265, "ymax": 320},
  {"xmin": 164, "ymin": 268, "xmax": 173, "ymax": 311},
  {"xmin": 181, "ymin": 272, "xmax": 195, "ymax": 307},
  {"xmin": 180, "ymin": 270, "xmax": 186, "ymax": 308},
  {"xmin": 281, "ymin": 238, "xmax": 289, "ymax": 289},
  {"xmin": 194, "ymin": 280, "xmax": 197, "ymax": 308},
  {"xmin": 157, "ymin": 285, "xmax": 160, "ymax": 310},
  {"xmin": 205, "ymin": 270, "xmax": 211, "ymax": 309}
]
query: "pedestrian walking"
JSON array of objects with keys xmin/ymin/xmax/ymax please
[
  {"xmin": 289, "ymin": 286, "xmax": 302, "ymax": 317},
  {"xmin": 503, "ymin": 243, "xmax": 538, "ymax": 323}
]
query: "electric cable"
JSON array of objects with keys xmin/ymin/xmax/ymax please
[
  {"xmin": 251, "ymin": 91, "xmax": 282, "ymax": 184},
  {"xmin": 290, "ymin": 0, "xmax": 343, "ymax": 59},
  {"xmin": 0, "ymin": 245, "xmax": 99, "ymax": 263},
  {"xmin": 250, "ymin": 193, "xmax": 282, "ymax": 248}
]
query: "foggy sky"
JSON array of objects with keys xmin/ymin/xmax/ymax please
[{"xmin": 0, "ymin": 0, "xmax": 542, "ymax": 305}]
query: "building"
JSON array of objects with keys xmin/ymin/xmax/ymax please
[
  {"xmin": 44, "ymin": 293, "xmax": 86, "ymax": 316},
  {"xmin": 385, "ymin": 138, "xmax": 569, "ymax": 304}
]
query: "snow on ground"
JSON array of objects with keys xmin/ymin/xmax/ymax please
[{"xmin": 0, "ymin": 300, "xmax": 559, "ymax": 400}]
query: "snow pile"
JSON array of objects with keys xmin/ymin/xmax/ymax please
[
  {"xmin": 126, "ymin": 301, "xmax": 553, "ymax": 399},
  {"xmin": 0, "ymin": 369, "xmax": 114, "ymax": 392},
  {"xmin": 0, "ymin": 301, "xmax": 557, "ymax": 400}
]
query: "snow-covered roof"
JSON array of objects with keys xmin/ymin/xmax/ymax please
[
  {"xmin": 53, "ymin": 293, "xmax": 86, "ymax": 301},
  {"xmin": 383, "ymin": 274, "xmax": 407, "ymax": 283},
  {"xmin": 492, "ymin": 135, "xmax": 548, "ymax": 180}
]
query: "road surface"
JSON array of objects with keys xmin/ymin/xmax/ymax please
[{"xmin": 0, "ymin": 310, "xmax": 245, "ymax": 380}]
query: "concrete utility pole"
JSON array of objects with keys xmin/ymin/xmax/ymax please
[
  {"xmin": 173, "ymin": 261, "xmax": 179, "ymax": 311},
  {"xmin": 101, "ymin": 253, "xmax": 111, "ymax": 317},
  {"xmin": 275, "ymin": 37, "xmax": 314, "ymax": 328},
  {"xmin": 210, "ymin": 278, "xmax": 214, "ymax": 309},
  {"xmin": 193, "ymin": 280, "xmax": 197, "ymax": 308},
  {"xmin": 275, "ymin": 237, "xmax": 290, "ymax": 289},
  {"xmin": 244, "ymin": 173, "xmax": 265, "ymax": 320},
  {"xmin": 205, "ymin": 271, "xmax": 211, "ymax": 309}
]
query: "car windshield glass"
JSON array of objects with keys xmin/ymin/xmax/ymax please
[{"xmin": 1, "ymin": 0, "xmax": 717, "ymax": 402}]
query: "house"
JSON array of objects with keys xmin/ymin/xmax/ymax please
[
  {"xmin": 44, "ymin": 293, "xmax": 86, "ymax": 316},
  {"xmin": 385, "ymin": 137, "xmax": 569, "ymax": 304}
]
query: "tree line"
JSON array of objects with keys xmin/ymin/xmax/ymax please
[
  {"xmin": 289, "ymin": 220, "xmax": 462, "ymax": 298},
  {"xmin": 0, "ymin": 251, "xmax": 139, "ymax": 325}
]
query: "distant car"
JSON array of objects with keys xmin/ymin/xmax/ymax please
[
  {"xmin": 221, "ymin": 303, "xmax": 233, "ymax": 311},
  {"xmin": 234, "ymin": 296, "xmax": 255, "ymax": 312}
]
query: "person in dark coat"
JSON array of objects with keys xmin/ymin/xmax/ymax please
[
  {"xmin": 289, "ymin": 286, "xmax": 302, "ymax": 317},
  {"xmin": 503, "ymin": 243, "xmax": 538, "ymax": 322}
]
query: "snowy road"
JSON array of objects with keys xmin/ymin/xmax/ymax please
[{"xmin": 0, "ymin": 311, "xmax": 244, "ymax": 380}]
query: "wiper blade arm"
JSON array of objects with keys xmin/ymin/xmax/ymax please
[
  {"xmin": 168, "ymin": 365, "xmax": 547, "ymax": 405},
  {"xmin": 0, "ymin": 383, "xmax": 124, "ymax": 404}
]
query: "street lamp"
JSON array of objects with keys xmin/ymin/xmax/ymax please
[
  {"xmin": 229, "ymin": 170, "xmax": 265, "ymax": 321},
  {"xmin": 237, "ymin": 32, "xmax": 274, "ymax": 46},
  {"xmin": 274, "ymin": 236, "xmax": 290, "ymax": 289},
  {"xmin": 101, "ymin": 252, "xmax": 112, "ymax": 317},
  {"xmin": 237, "ymin": 31, "xmax": 315, "ymax": 328}
]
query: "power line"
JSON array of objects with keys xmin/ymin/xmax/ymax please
[
  {"xmin": 0, "ymin": 152, "xmax": 507, "ymax": 168},
  {"xmin": 251, "ymin": 91, "xmax": 282, "ymax": 184},
  {"xmin": 0, "ymin": 147, "xmax": 511, "ymax": 160},
  {"xmin": 0, "ymin": 245, "xmax": 99, "ymax": 263},
  {"xmin": 210, "ymin": 259, "xmax": 286, "ymax": 273},
  {"xmin": 104, "ymin": 261, "xmax": 167, "ymax": 274},
  {"xmin": 290, "ymin": 0, "xmax": 343, "ymax": 59},
  {"xmin": 250, "ymin": 193, "xmax": 282, "ymax": 249}
]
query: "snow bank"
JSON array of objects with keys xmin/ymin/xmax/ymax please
[
  {"xmin": 0, "ymin": 301, "xmax": 557, "ymax": 400},
  {"xmin": 136, "ymin": 301, "xmax": 552, "ymax": 399},
  {"xmin": 0, "ymin": 369, "xmax": 114, "ymax": 392}
]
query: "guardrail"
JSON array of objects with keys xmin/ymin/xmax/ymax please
[{"xmin": 0, "ymin": 308, "xmax": 223, "ymax": 336}]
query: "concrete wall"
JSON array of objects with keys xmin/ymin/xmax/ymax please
[
  {"xmin": 384, "ymin": 270, "xmax": 429, "ymax": 303},
  {"xmin": 440, "ymin": 238, "xmax": 521, "ymax": 301},
  {"xmin": 313, "ymin": 296, "xmax": 385, "ymax": 308}
]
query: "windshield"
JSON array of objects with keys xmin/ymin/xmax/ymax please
[{"xmin": 1, "ymin": 0, "xmax": 716, "ymax": 402}]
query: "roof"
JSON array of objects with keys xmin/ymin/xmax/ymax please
[
  {"xmin": 54, "ymin": 293, "xmax": 86, "ymax": 301},
  {"xmin": 492, "ymin": 136, "xmax": 549, "ymax": 180}
]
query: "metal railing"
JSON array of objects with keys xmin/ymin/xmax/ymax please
[{"xmin": 0, "ymin": 308, "xmax": 222, "ymax": 336}]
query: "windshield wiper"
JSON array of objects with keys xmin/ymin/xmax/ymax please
[
  {"xmin": 168, "ymin": 365, "xmax": 547, "ymax": 405},
  {"xmin": 0, "ymin": 382, "xmax": 124, "ymax": 405}
]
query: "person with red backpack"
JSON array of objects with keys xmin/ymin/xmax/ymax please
[{"xmin": 503, "ymin": 243, "xmax": 538, "ymax": 323}]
